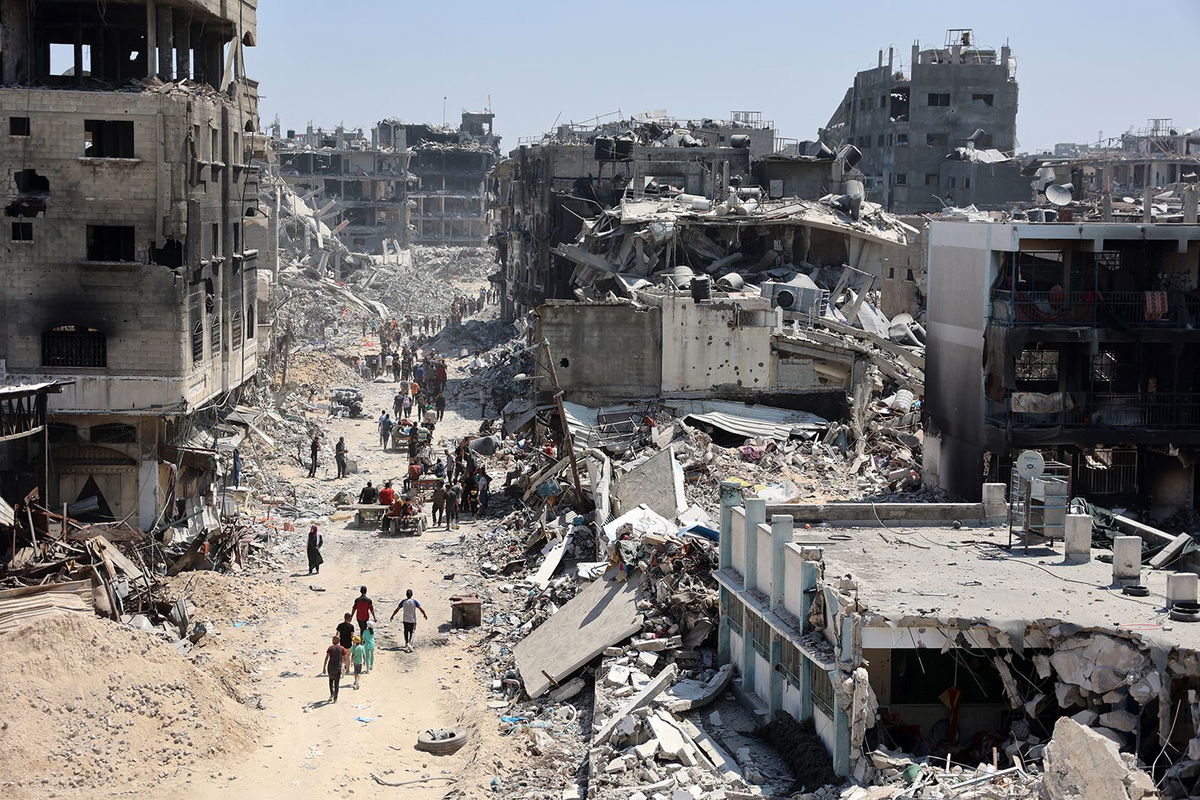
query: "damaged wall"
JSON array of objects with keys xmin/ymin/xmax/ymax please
[{"xmin": 535, "ymin": 301, "xmax": 662, "ymax": 402}]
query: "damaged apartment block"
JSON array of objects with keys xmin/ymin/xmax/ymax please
[
  {"xmin": 0, "ymin": 0, "xmax": 271, "ymax": 529},
  {"xmin": 924, "ymin": 220, "xmax": 1200, "ymax": 521}
]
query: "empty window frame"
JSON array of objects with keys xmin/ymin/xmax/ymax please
[
  {"xmin": 747, "ymin": 611, "xmax": 771, "ymax": 659},
  {"xmin": 895, "ymin": 132, "xmax": 909, "ymax": 146},
  {"xmin": 231, "ymin": 306, "xmax": 243, "ymax": 349},
  {"xmin": 90, "ymin": 423, "xmax": 137, "ymax": 443},
  {"xmin": 43, "ymin": 326, "xmax": 106, "ymax": 367},
  {"xmin": 894, "ymin": 173, "xmax": 907, "ymax": 185},
  {"xmin": 10, "ymin": 117, "xmax": 30, "ymax": 136},
  {"xmin": 811, "ymin": 666, "xmax": 835, "ymax": 718},
  {"xmin": 190, "ymin": 291, "xmax": 205, "ymax": 364},
  {"xmin": 725, "ymin": 593, "xmax": 744, "ymax": 635},
  {"xmin": 972, "ymin": 93, "xmax": 994, "ymax": 106},
  {"xmin": 927, "ymin": 92, "xmax": 951, "ymax": 107},
  {"xmin": 84, "ymin": 120, "xmax": 134, "ymax": 158},
  {"xmin": 778, "ymin": 639, "xmax": 803, "ymax": 687},
  {"xmin": 926, "ymin": 132, "xmax": 949, "ymax": 146},
  {"xmin": 86, "ymin": 225, "xmax": 135, "ymax": 262},
  {"xmin": 925, "ymin": 173, "xmax": 939, "ymax": 186},
  {"xmin": 11, "ymin": 222, "xmax": 32, "ymax": 241}
]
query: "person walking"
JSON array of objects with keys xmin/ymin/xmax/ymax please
[
  {"xmin": 389, "ymin": 589, "xmax": 428, "ymax": 652},
  {"xmin": 335, "ymin": 436, "xmax": 348, "ymax": 478},
  {"xmin": 393, "ymin": 390, "xmax": 405, "ymax": 418},
  {"xmin": 351, "ymin": 586, "xmax": 376, "ymax": 632},
  {"xmin": 477, "ymin": 384, "xmax": 488, "ymax": 418},
  {"xmin": 445, "ymin": 482, "xmax": 460, "ymax": 529},
  {"xmin": 362, "ymin": 622, "xmax": 376, "ymax": 673},
  {"xmin": 430, "ymin": 480, "xmax": 445, "ymax": 527},
  {"xmin": 476, "ymin": 470, "xmax": 491, "ymax": 513},
  {"xmin": 435, "ymin": 392, "xmax": 446, "ymax": 421},
  {"xmin": 306, "ymin": 525, "xmax": 323, "ymax": 575},
  {"xmin": 336, "ymin": 612, "xmax": 355, "ymax": 672},
  {"xmin": 308, "ymin": 435, "xmax": 319, "ymax": 478},
  {"xmin": 402, "ymin": 393, "xmax": 413, "ymax": 420},
  {"xmin": 378, "ymin": 412, "xmax": 393, "ymax": 449},
  {"xmin": 321, "ymin": 635, "xmax": 345, "ymax": 703},
  {"xmin": 350, "ymin": 636, "xmax": 366, "ymax": 689}
]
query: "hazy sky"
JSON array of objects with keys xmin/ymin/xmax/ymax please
[{"xmin": 246, "ymin": 0, "xmax": 1199, "ymax": 154}]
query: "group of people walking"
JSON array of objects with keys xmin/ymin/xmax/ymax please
[{"xmin": 318, "ymin": 584, "xmax": 427, "ymax": 703}]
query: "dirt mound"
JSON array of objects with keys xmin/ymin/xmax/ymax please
[
  {"xmin": 279, "ymin": 349, "xmax": 363, "ymax": 393},
  {"xmin": 162, "ymin": 571, "xmax": 293, "ymax": 624},
  {"xmin": 0, "ymin": 614, "xmax": 258, "ymax": 798}
]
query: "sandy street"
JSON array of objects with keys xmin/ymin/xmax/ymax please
[{"xmin": 169, "ymin": 357, "xmax": 519, "ymax": 800}]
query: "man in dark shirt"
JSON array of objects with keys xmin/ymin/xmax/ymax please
[
  {"xmin": 335, "ymin": 436, "xmax": 348, "ymax": 479},
  {"xmin": 308, "ymin": 435, "xmax": 319, "ymax": 478},
  {"xmin": 336, "ymin": 612, "xmax": 355, "ymax": 670},
  {"xmin": 358, "ymin": 481, "xmax": 378, "ymax": 504},
  {"xmin": 351, "ymin": 586, "xmax": 376, "ymax": 632},
  {"xmin": 322, "ymin": 635, "xmax": 345, "ymax": 703}
]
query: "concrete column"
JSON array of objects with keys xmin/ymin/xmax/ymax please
[
  {"xmin": 1064, "ymin": 513, "xmax": 1092, "ymax": 562},
  {"xmin": 982, "ymin": 482, "xmax": 1007, "ymax": 524},
  {"xmin": 718, "ymin": 481, "xmax": 743, "ymax": 570},
  {"xmin": 145, "ymin": 0, "xmax": 157, "ymax": 77},
  {"xmin": 833, "ymin": 676, "xmax": 852, "ymax": 777},
  {"xmin": 798, "ymin": 657, "xmax": 813, "ymax": 721},
  {"xmin": 156, "ymin": 5, "xmax": 174, "ymax": 80},
  {"xmin": 743, "ymin": 497, "xmax": 766, "ymax": 592},
  {"xmin": 1167, "ymin": 573, "xmax": 1198, "ymax": 606},
  {"xmin": 770, "ymin": 515, "xmax": 791, "ymax": 612},
  {"xmin": 1143, "ymin": 187, "xmax": 1154, "ymax": 224},
  {"xmin": 1112, "ymin": 536, "xmax": 1142, "ymax": 584},
  {"xmin": 174, "ymin": 15, "xmax": 191, "ymax": 80}
]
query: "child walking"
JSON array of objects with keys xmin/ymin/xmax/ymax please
[
  {"xmin": 362, "ymin": 622, "xmax": 376, "ymax": 674},
  {"xmin": 351, "ymin": 636, "xmax": 366, "ymax": 689}
]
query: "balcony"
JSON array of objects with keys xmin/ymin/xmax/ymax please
[
  {"xmin": 991, "ymin": 290, "xmax": 1200, "ymax": 328},
  {"xmin": 990, "ymin": 391, "xmax": 1200, "ymax": 430}
]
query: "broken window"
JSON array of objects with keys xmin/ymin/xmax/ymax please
[
  {"xmin": 926, "ymin": 133, "xmax": 949, "ymax": 147},
  {"xmin": 150, "ymin": 239, "xmax": 183, "ymax": 268},
  {"xmin": 948, "ymin": 176, "xmax": 957, "ymax": 189},
  {"xmin": 211, "ymin": 223, "xmax": 221, "ymax": 258},
  {"xmin": 927, "ymin": 92, "xmax": 951, "ymax": 107},
  {"xmin": 895, "ymin": 133, "xmax": 908, "ymax": 146},
  {"xmin": 964, "ymin": 177, "xmax": 972, "ymax": 189},
  {"xmin": 972, "ymin": 93, "xmax": 994, "ymax": 106},
  {"xmin": 11, "ymin": 222, "xmax": 32, "ymax": 241},
  {"xmin": 48, "ymin": 423, "xmax": 80, "ymax": 444},
  {"xmin": 86, "ymin": 225, "xmax": 135, "ymax": 262},
  {"xmin": 1078, "ymin": 448, "xmax": 1138, "ymax": 495},
  {"xmin": 894, "ymin": 173, "xmax": 907, "ymax": 186},
  {"xmin": 747, "ymin": 612, "xmax": 771, "ymax": 659},
  {"xmin": 50, "ymin": 43, "xmax": 90, "ymax": 77},
  {"xmin": 778, "ymin": 640, "xmax": 802, "ymax": 687},
  {"xmin": 89, "ymin": 423, "xmax": 136, "ymax": 444},
  {"xmin": 8, "ymin": 169, "xmax": 50, "ymax": 217},
  {"xmin": 43, "ymin": 326, "xmax": 106, "ymax": 368},
  {"xmin": 925, "ymin": 173, "xmax": 939, "ymax": 186},
  {"xmin": 811, "ymin": 667, "xmax": 835, "ymax": 718},
  {"xmin": 190, "ymin": 292, "xmax": 205, "ymax": 365},
  {"xmin": 84, "ymin": 120, "xmax": 134, "ymax": 158},
  {"xmin": 10, "ymin": 117, "xmax": 30, "ymax": 136},
  {"xmin": 889, "ymin": 87, "xmax": 910, "ymax": 121},
  {"xmin": 246, "ymin": 304, "xmax": 255, "ymax": 339},
  {"xmin": 1016, "ymin": 347, "xmax": 1059, "ymax": 381}
]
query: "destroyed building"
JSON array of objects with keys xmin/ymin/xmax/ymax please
[
  {"xmin": 1023, "ymin": 119, "xmax": 1200, "ymax": 221},
  {"xmin": 489, "ymin": 111, "xmax": 777, "ymax": 320},
  {"xmin": 820, "ymin": 29, "xmax": 1028, "ymax": 214},
  {"xmin": 273, "ymin": 122, "xmax": 414, "ymax": 254},
  {"xmin": 0, "ymin": 0, "xmax": 268, "ymax": 527},
  {"xmin": 924, "ymin": 219, "xmax": 1200, "ymax": 519},
  {"xmin": 715, "ymin": 487, "xmax": 1196, "ymax": 796},
  {"xmin": 377, "ymin": 111, "xmax": 499, "ymax": 247}
]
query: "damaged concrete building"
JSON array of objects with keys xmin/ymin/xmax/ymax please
[
  {"xmin": 489, "ymin": 111, "xmax": 778, "ymax": 320},
  {"xmin": 377, "ymin": 111, "xmax": 500, "ymax": 247},
  {"xmin": 716, "ymin": 487, "xmax": 1200, "ymax": 796},
  {"xmin": 820, "ymin": 29, "xmax": 1029, "ymax": 214},
  {"xmin": 273, "ymin": 122, "xmax": 414, "ymax": 254},
  {"xmin": 924, "ymin": 220, "xmax": 1200, "ymax": 519},
  {"xmin": 0, "ymin": 0, "xmax": 268, "ymax": 528}
]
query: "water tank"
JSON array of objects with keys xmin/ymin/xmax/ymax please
[
  {"xmin": 613, "ymin": 137, "xmax": 634, "ymax": 160},
  {"xmin": 729, "ymin": 134, "xmax": 751, "ymax": 149},
  {"xmin": 690, "ymin": 276, "xmax": 712, "ymax": 303},
  {"xmin": 594, "ymin": 136, "xmax": 617, "ymax": 161}
]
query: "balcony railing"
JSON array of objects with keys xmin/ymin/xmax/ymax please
[
  {"xmin": 990, "ymin": 391, "xmax": 1200, "ymax": 430},
  {"xmin": 991, "ymin": 290, "xmax": 1200, "ymax": 328}
]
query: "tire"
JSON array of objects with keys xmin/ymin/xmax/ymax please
[{"xmin": 415, "ymin": 728, "xmax": 469, "ymax": 755}]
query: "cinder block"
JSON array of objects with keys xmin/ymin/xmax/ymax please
[
  {"xmin": 1112, "ymin": 536, "xmax": 1142, "ymax": 584},
  {"xmin": 1167, "ymin": 573, "xmax": 1198, "ymax": 606}
]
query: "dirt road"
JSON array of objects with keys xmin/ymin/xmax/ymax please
[{"xmin": 172, "ymin": 358, "xmax": 519, "ymax": 799}]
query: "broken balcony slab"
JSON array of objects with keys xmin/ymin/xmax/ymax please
[{"xmin": 514, "ymin": 570, "xmax": 645, "ymax": 698}]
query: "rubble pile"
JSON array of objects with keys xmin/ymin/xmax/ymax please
[{"xmin": 349, "ymin": 245, "xmax": 495, "ymax": 319}]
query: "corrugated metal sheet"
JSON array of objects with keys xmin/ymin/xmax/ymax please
[
  {"xmin": 671, "ymin": 399, "xmax": 827, "ymax": 441},
  {"xmin": 0, "ymin": 497, "xmax": 13, "ymax": 527},
  {"xmin": 0, "ymin": 380, "xmax": 72, "ymax": 398}
]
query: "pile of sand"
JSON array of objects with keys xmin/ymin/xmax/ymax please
[
  {"xmin": 162, "ymin": 571, "xmax": 293, "ymax": 625},
  {"xmin": 280, "ymin": 349, "xmax": 362, "ymax": 393},
  {"xmin": 0, "ymin": 614, "xmax": 258, "ymax": 797}
]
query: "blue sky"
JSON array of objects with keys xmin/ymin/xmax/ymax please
[{"xmin": 246, "ymin": 0, "xmax": 1199, "ymax": 154}]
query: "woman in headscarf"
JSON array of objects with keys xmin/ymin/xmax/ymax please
[{"xmin": 307, "ymin": 525, "xmax": 323, "ymax": 575}]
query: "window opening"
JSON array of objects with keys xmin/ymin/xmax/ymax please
[{"xmin": 43, "ymin": 326, "xmax": 106, "ymax": 367}]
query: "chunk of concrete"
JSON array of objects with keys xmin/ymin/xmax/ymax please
[
  {"xmin": 515, "ymin": 570, "xmax": 645, "ymax": 698},
  {"xmin": 549, "ymin": 677, "xmax": 587, "ymax": 702},
  {"xmin": 593, "ymin": 664, "xmax": 679, "ymax": 744},
  {"xmin": 1099, "ymin": 710, "xmax": 1139, "ymax": 733},
  {"xmin": 1043, "ymin": 718, "xmax": 1149, "ymax": 800},
  {"xmin": 657, "ymin": 664, "xmax": 734, "ymax": 713}
]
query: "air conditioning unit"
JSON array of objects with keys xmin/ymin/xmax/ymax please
[{"xmin": 761, "ymin": 275, "xmax": 828, "ymax": 317}]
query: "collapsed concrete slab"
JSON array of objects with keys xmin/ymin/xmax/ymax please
[
  {"xmin": 514, "ymin": 571, "xmax": 645, "ymax": 698},
  {"xmin": 1041, "ymin": 717, "xmax": 1158, "ymax": 800}
]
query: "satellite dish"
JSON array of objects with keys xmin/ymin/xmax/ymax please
[
  {"xmin": 1015, "ymin": 450, "xmax": 1045, "ymax": 480},
  {"xmin": 1045, "ymin": 183, "xmax": 1074, "ymax": 207}
]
